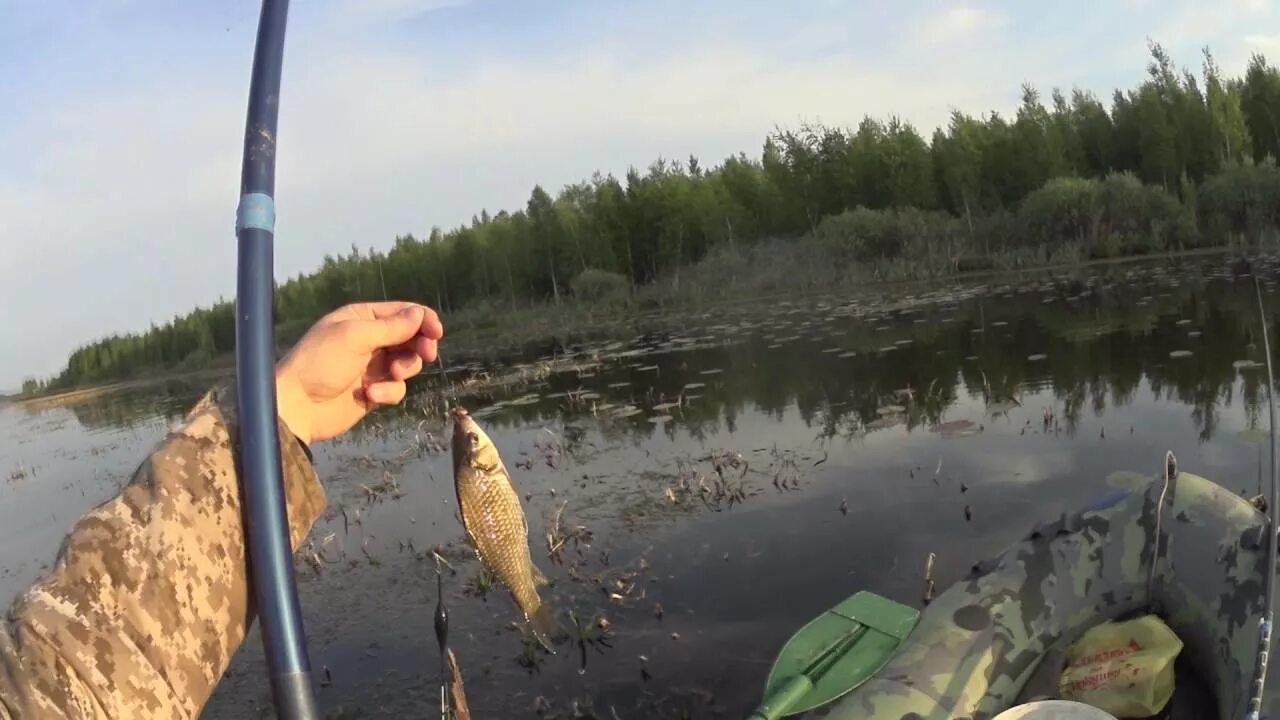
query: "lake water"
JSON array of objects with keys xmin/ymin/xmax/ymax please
[{"xmin": 4, "ymin": 256, "xmax": 1280, "ymax": 718}]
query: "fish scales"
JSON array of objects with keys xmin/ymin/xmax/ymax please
[
  {"xmin": 451, "ymin": 407, "xmax": 557, "ymax": 650},
  {"xmin": 456, "ymin": 458, "xmax": 542, "ymax": 615}
]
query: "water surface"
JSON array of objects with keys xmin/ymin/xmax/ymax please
[{"xmin": 4, "ymin": 257, "xmax": 1279, "ymax": 718}]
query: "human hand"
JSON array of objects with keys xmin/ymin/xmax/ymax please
[{"xmin": 274, "ymin": 302, "xmax": 444, "ymax": 444}]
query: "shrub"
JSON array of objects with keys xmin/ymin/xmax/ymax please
[
  {"xmin": 1017, "ymin": 173, "xmax": 1195, "ymax": 259},
  {"xmin": 1198, "ymin": 159, "xmax": 1280, "ymax": 246},
  {"xmin": 812, "ymin": 206, "xmax": 965, "ymax": 265},
  {"xmin": 1018, "ymin": 177, "xmax": 1095, "ymax": 249},
  {"xmin": 570, "ymin": 268, "xmax": 629, "ymax": 305}
]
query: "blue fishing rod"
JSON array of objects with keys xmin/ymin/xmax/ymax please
[{"xmin": 233, "ymin": 1, "xmax": 319, "ymax": 718}]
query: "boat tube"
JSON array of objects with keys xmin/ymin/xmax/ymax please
[{"xmin": 813, "ymin": 471, "xmax": 1276, "ymax": 719}]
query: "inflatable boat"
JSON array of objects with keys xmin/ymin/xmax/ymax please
[{"xmin": 751, "ymin": 467, "xmax": 1279, "ymax": 719}]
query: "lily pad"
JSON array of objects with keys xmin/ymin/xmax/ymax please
[
  {"xmin": 609, "ymin": 381, "xmax": 632, "ymax": 388},
  {"xmin": 613, "ymin": 406, "xmax": 643, "ymax": 418},
  {"xmin": 648, "ymin": 415, "xmax": 673, "ymax": 424},
  {"xmin": 683, "ymin": 382, "xmax": 706, "ymax": 390},
  {"xmin": 699, "ymin": 368, "xmax": 724, "ymax": 376},
  {"xmin": 1027, "ymin": 353, "xmax": 1048, "ymax": 362},
  {"xmin": 866, "ymin": 416, "xmax": 902, "ymax": 431},
  {"xmin": 1234, "ymin": 360, "xmax": 1264, "ymax": 370},
  {"xmin": 838, "ymin": 352, "xmax": 858, "ymax": 358},
  {"xmin": 1106, "ymin": 471, "xmax": 1150, "ymax": 491},
  {"xmin": 1169, "ymin": 350, "xmax": 1193, "ymax": 359},
  {"xmin": 876, "ymin": 404, "xmax": 906, "ymax": 416},
  {"xmin": 1176, "ymin": 319, "xmax": 1192, "ymax": 326},
  {"xmin": 933, "ymin": 419, "xmax": 979, "ymax": 439},
  {"xmin": 637, "ymin": 365, "xmax": 660, "ymax": 372},
  {"xmin": 1238, "ymin": 428, "xmax": 1271, "ymax": 445},
  {"xmin": 986, "ymin": 400, "xmax": 1019, "ymax": 415},
  {"xmin": 652, "ymin": 402, "xmax": 681, "ymax": 411}
]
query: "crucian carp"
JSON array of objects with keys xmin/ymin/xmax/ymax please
[{"xmin": 450, "ymin": 406, "xmax": 559, "ymax": 651}]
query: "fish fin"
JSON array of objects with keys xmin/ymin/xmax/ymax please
[
  {"xmin": 532, "ymin": 563, "xmax": 549, "ymax": 587},
  {"xmin": 528, "ymin": 604, "xmax": 564, "ymax": 654}
]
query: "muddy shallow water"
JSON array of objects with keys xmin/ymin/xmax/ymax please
[{"xmin": 5, "ymin": 256, "xmax": 1280, "ymax": 718}]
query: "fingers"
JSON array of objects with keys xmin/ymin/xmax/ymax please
[
  {"xmin": 388, "ymin": 350, "xmax": 424, "ymax": 381},
  {"xmin": 359, "ymin": 302, "xmax": 445, "ymax": 340},
  {"xmin": 343, "ymin": 305, "xmax": 443, "ymax": 354},
  {"xmin": 365, "ymin": 349, "xmax": 423, "ymax": 384},
  {"xmin": 411, "ymin": 334, "xmax": 439, "ymax": 363},
  {"xmin": 365, "ymin": 380, "xmax": 407, "ymax": 406}
]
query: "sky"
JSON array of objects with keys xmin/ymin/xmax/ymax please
[{"xmin": 1, "ymin": 0, "xmax": 1278, "ymax": 390}]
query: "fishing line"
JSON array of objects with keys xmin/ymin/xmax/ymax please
[
  {"xmin": 437, "ymin": 353, "xmax": 456, "ymax": 410},
  {"xmin": 1147, "ymin": 450, "xmax": 1174, "ymax": 608},
  {"xmin": 1246, "ymin": 272, "xmax": 1279, "ymax": 720}
]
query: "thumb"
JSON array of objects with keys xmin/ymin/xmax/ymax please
[{"xmin": 344, "ymin": 306, "xmax": 425, "ymax": 353}]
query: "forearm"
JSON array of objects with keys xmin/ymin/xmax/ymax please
[{"xmin": 0, "ymin": 381, "xmax": 326, "ymax": 719}]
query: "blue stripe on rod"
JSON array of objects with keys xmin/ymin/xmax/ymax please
[
  {"xmin": 234, "ymin": 0, "xmax": 318, "ymax": 718},
  {"xmin": 237, "ymin": 193, "xmax": 276, "ymax": 233}
]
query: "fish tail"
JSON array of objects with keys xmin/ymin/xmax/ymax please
[
  {"xmin": 528, "ymin": 603, "xmax": 562, "ymax": 653},
  {"xmin": 532, "ymin": 563, "xmax": 550, "ymax": 586}
]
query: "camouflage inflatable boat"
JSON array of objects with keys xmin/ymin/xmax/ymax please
[{"xmin": 754, "ymin": 470, "xmax": 1280, "ymax": 719}]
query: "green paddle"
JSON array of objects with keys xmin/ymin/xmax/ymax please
[{"xmin": 748, "ymin": 591, "xmax": 919, "ymax": 720}]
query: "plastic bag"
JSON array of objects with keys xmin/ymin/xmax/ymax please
[{"xmin": 1057, "ymin": 615, "xmax": 1183, "ymax": 718}]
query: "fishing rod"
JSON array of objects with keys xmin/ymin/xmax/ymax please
[
  {"xmin": 233, "ymin": 1, "xmax": 318, "ymax": 718},
  {"xmin": 436, "ymin": 570, "xmax": 451, "ymax": 720},
  {"xmin": 1247, "ymin": 273, "xmax": 1279, "ymax": 720}
]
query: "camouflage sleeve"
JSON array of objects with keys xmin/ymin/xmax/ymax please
[{"xmin": 0, "ymin": 381, "xmax": 327, "ymax": 719}]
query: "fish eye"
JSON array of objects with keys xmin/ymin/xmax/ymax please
[{"xmin": 467, "ymin": 432, "xmax": 479, "ymax": 446}]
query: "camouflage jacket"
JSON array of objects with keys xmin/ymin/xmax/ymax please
[{"xmin": 0, "ymin": 382, "xmax": 327, "ymax": 718}]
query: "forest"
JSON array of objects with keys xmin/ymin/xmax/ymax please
[{"xmin": 25, "ymin": 43, "xmax": 1280, "ymax": 394}]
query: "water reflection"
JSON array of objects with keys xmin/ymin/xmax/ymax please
[
  {"xmin": 37, "ymin": 259, "xmax": 1277, "ymax": 449},
  {"xmin": 23, "ymin": 377, "xmax": 207, "ymax": 432},
  {"xmin": 396, "ymin": 261, "xmax": 1279, "ymax": 451},
  {"xmin": 8, "ymin": 256, "xmax": 1280, "ymax": 718}
]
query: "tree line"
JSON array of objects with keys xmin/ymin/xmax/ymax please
[
  {"xmin": 56, "ymin": 265, "xmax": 1272, "ymax": 445},
  {"xmin": 30, "ymin": 43, "xmax": 1280, "ymax": 391}
]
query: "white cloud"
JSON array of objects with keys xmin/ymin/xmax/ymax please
[
  {"xmin": 3, "ymin": 8, "xmax": 1022, "ymax": 385},
  {"xmin": 916, "ymin": 6, "xmax": 1005, "ymax": 45},
  {"xmin": 1245, "ymin": 32, "xmax": 1280, "ymax": 58},
  {"xmin": 2, "ymin": 0, "xmax": 1266, "ymax": 387},
  {"xmin": 322, "ymin": 0, "xmax": 469, "ymax": 26},
  {"xmin": 1143, "ymin": 0, "xmax": 1276, "ymax": 74}
]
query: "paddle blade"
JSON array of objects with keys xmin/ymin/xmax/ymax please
[{"xmin": 759, "ymin": 592, "xmax": 918, "ymax": 717}]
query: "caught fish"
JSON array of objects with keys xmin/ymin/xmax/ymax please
[{"xmin": 451, "ymin": 407, "xmax": 559, "ymax": 650}]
